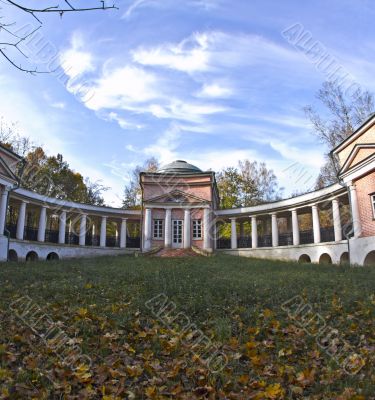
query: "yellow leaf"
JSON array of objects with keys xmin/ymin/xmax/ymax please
[
  {"xmin": 263, "ymin": 309, "xmax": 273, "ymax": 318},
  {"xmin": 145, "ymin": 386, "xmax": 157, "ymax": 398},
  {"xmin": 265, "ymin": 383, "xmax": 284, "ymax": 399}
]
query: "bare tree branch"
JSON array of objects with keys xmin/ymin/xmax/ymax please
[{"xmin": 0, "ymin": 0, "xmax": 117, "ymax": 73}]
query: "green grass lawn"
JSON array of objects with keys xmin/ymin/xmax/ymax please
[{"xmin": 0, "ymin": 255, "xmax": 374, "ymax": 399}]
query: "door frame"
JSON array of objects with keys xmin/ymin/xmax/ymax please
[{"xmin": 172, "ymin": 219, "xmax": 183, "ymax": 248}]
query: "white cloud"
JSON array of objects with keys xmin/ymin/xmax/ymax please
[
  {"xmin": 84, "ymin": 66, "xmax": 159, "ymax": 111},
  {"xmin": 126, "ymin": 123, "xmax": 180, "ymax": 164},
  {"xmin": 132, "ymin": 31, "xmax": 301, "ymax": 75},
  {"xmin": 105, "ymin": 112, "xmax": 145, "ymax": 130},
  {"xmin": 123, "ymin": 0, "xmax": 221, "ymax": 19},
  {"xmin": 148, "ymin": 100, "xmax": 227, "ymax": 122},
  {"xmin": 60, "ymin": 32, "xmax": 95, "ymax": 79},
  {"xmin": 51, "ymin": 102, "xmax": 66, "ymax": 109},
  {"xmin": 132, "ymin": 32, "xmax": 211, "ymax": 74},
  {"xmin": 197, "ymin": 82, "xmax": 233, "ymax": 98}
]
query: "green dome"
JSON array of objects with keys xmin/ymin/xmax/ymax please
[{"xmin": 158, "ymin": 160, "xmax": 202, "ymax": 174}]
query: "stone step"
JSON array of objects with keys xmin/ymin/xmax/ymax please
[{"xmin": 153, "ymin": 248, "xmax": 199, "ymax": 257}]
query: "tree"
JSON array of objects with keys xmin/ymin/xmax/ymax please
[
  {"xmin": 19, "ymin": 147, "xmax": 107, "ymax": 205},
  {"xmin": 122, "ymin": 158, "xmax": 159, "ymax": 209},
  {"xmin": 0, "ymin": 119, "xmax": 107, "ymax": 205},
  {"xmin": 304, "ymin": 80, "xmax": 375, "ymax": 188},
  {"xmin": 217, "ymin": 160, "xmax": 282, "ymax": 208},
  {"xmin": 0, "ymin": 1, "xmax": 116, "ymax": 73}
]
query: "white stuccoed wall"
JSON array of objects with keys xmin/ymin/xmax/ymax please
[
  {"xmin": 219, "ymin": 241, "xmax": 349, "ymax": 264},
  {"xmin": 8, "ymin": 239, "xmax": 139, "ymax": 261},
  {"xmin": 349, "ymin": 236, "xmax": 375, "ymax": 265},
  {"xmin": 0, "ymin": 235, "xmax": 8, "ymax": 261}
]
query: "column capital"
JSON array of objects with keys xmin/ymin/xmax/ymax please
[{"xmin": 229, "ymin": 217, "xmax": 237, "ymax": 221}]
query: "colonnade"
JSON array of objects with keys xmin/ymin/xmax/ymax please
[
  {"xmin": 2, "ymin": 194, "xmax": 130, "ymax": 248},
  {"xmin": 228, "ymin": 197, "xmax": 345, "ymax": 250}
]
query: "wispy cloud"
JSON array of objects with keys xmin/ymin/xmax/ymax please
[
  {"xmin": 123, "ymin": 0, "xmax": 222, "ymax": 19},
  {"xmin": 60, "ymin": 32, "xmax": 95, "ymax": 79},
  {"xmin": 196, "ymin": 82, "xmax": 233, "ymax": 98}
]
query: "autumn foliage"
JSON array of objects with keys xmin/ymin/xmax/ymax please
[{"xmin": 0, "ymin": 255, "xmax": 374, "ymax": 399}]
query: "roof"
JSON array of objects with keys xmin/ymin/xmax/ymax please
[
  {"xmin": 0, "ymin": 142, "xmax": 23, "ymax": 161},
  {"xmin": 331, "ymin": 112, "xmax": 375, "ymax": 155},
  {"xmin": 157, "ymin": 160, "xmax": 202, "ymax": 174}
]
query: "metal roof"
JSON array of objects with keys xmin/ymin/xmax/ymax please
[{"xmin": 157, "ymin": 160, "xmax": 202, "ymax": 174}]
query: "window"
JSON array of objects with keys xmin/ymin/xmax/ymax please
[
  {"xmin": 153, "ymin": 219, "xmax": 163, "ymax": 239},
  {"xmin": 192, "ymin": 219, "xmax": 202, "ymax": 239},
  {"xmin": 371, "ymin": 194, "xmax": 375, "ymax": 218}
]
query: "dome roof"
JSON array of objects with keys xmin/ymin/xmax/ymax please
[{"xmin": 157, "ymin": 160, "xmax": 202, "ymax": 174}]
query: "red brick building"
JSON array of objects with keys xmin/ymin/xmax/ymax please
[{"xmin": 140, "ymin": 160, "xmax": 219, "ymax": 251}]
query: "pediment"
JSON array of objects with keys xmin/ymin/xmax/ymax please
[
  {"xmin": 146, "ymin": 189, "xmax": 208, "ymax": 205},
  {"xmin": 340, "ymin": 143, "xmax": 375, "ymax": 174},
  {"xmin": 0, "ymin": 155, "xmax": 18, "ymax": 184}
]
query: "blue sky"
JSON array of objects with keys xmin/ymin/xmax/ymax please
[{"xmin": 1, "ymin": 0, "xmax": 374, "ymax": 205}]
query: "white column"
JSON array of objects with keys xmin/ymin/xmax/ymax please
[
  {"xmin": 312, "ymin": 204, "xmax": 321, "ymax": 244},
  {"xmin": 332, "ymin": 199, "xmax": 342, "ymax": 241},
  {"xmin": 271, "ymin": 213, "xmax": 278, "ymax": 247},
  {"xmin": 120, "ymin": 218, "xmax": 127, "ymax": 248},
  {"xmin": 0, "ymin": 186, "xmax": 9, "ymax": 235},
  {"xmin": 79, "ymin": 214, "xmax": 87, "ymax": 246},
  {"xmin": 164, "ymin": 208, "xmax": 172, "ymax": 248},
  {"xmin": 144, "ymin": 208, "xmax": 152, "ymax": 250},
  {"xmin": 251, "ymin": 216, "xmax": 258, "ymax": 248},
  {"xmin": 203, "ymin": 208, "xmax": 210, "ymax": 250},
  {"xmin": 230, "ymin": 217, "xmax": 237, "ymax": 249},
  {"xmin": 58, "ymin": 211, "xmax": 66, "ymax": 244},
  {"xmin": 37, "ymin": 206, "xmax": 47, "ymax": 242},
  {"xmin": 100, "ymin": 216, "xmax": 107, "ymax": 247},
  {"xmin": 213, "ymin": 220, "xmax": 217, "ymax": 250},
  {"xmin": 348, "ymin": 182, "xmax": 362, "ymax": 238},
  {"xmin": 184, "ymin": 209, "xmax": 191, "ymax": 249},
  {"xmin": 16, "ymin": 201, "xmax": 27, "ymax": 240},
  {"xmin": 291, "ymin": 209, "xmax": 300, "ymax": 245}
]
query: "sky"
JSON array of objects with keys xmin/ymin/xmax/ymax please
[{"xmin": 0, "ymin": 0, "xmax": 374, "ymax": 206}]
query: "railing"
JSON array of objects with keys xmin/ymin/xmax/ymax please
[
  {"xmin": 25, "ymin": 226, "xmax": 38, "ymax": 241},
  {"xmin": 258, "ymin": 234, "xmax": 272, "ymax": 248},
  {"xmin": 238, "ymin": 236, "xmax": 251, "ymax": 248},
  {"xmin": 86, "ymin": 234, "xmax": 100, "ymax": 247},
  {"xmin": 216, "ymin": 237, "xmax": 231, "ymax": 249},
  {"xmin": 65, "ymin": 232, "xmax": 79, "ymax": 245},
  {"xmin": 342, "ymin": 223, "xmax": 353, "ymax": 239},
  {"xmin": 300, "ymin": 230, "xmax": 314, "ymax": 245},
  {"xmin": 5, "ymin": 223, "xmax": 17, "ymax": 239},
  {"xmin": 126, "ymin": 236, "xmax": 140, "ymax": 248},
  {"xmin": 278, "ymin": 232, "xmax": 293, "ymax": 246},
  {"xmin": 320, "ymin": 227, "xmax": 335, "ymax": 242},
  {"xmin": 45, "ymin": 229, "xmax": 59, "ymax": 244},
  {"xmin": 106, "ymin": 236, "xmax": 119, "ymax": 248}
]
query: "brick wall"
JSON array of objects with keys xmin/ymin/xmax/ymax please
[{"xmin": 355, "ymin": 172, "xmax": 375, "ymax": 237}]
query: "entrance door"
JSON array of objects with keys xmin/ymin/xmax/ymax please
[{"xmin": 172, "ymin": 220, "xmax": 183, "ymax": 248}]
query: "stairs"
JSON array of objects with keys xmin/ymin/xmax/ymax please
[{"xmin": 153, "ymin": 248, "xmax": 199, "ymax": 257}]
